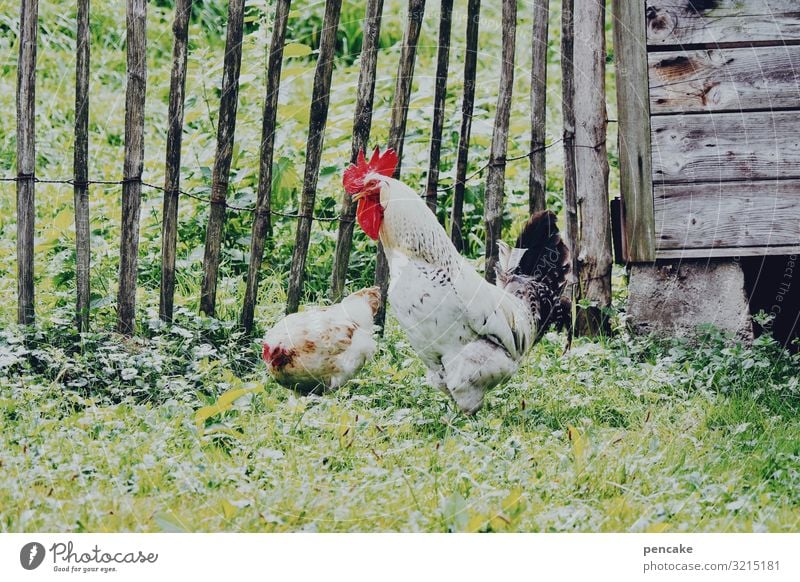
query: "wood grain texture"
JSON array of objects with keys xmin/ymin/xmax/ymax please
[
  {"xmin": 574, "ymin": 0, "xmax": 612, "ymax": 336},
  {"xmin": 200, "ymin": 0, "xmax": 245, "ymax": 316},
  {"xmin": 117, "ymin": 0, "xmax": 147, "ymax": 335},
  {"xmin": 657, "ymin": 245, "xmax": 800, "ymax": 258},
  {"xmin": 529, "ymin": 0, "xmax": 549, "ymax": 214},
  {"xmin": 241, "ymin": 0, "xmax": 291, "ymax": 332},
  {"xmin": 159, "ymin": 0, "xmax": 192, "ymax": 323},
  {"xmin": 424, "ymin": 0, "xmax": 453, "ymax": 212},
  {"xmin": 450, "ymin": 0, "xmax": 480, "ymax": 252},
  {"xmin": 16, "ymin": 0, "xmax": 38, "ymax": 326},
  {"xmin": 649, "ymin": 45, "xmax": 800, "ymax": 114},
  {"xmin": 646, "ymin": 0, "xmax": 800, "ymax": 47},
  {"xmin": 484, "ymin": 0, "xmax": 516, "ymax": 284},
  {"xmin": 374, "ymin": 0, "xmax": 426, "ymax": 329},
  {"xmin": 286, "ymin": 0, "xmax": 343, "ymax": 315},
  {"xmin": 329, "ymin": 0, "xmax": 384, "ymax": 303},
  {"xmin": 651, "ymin": 110, "xmax": 800, "ymax": 184},
  {"xmin": 561, "ymin": 0, "xmax": 580, "ymax": 284},
  {"xmin": 74, "ymin": 0, "xmax": 90, "ymax": 332},
  {"xmin": 612, "ymin": 0, "xmax": 656, "ymax": 261},
  {"xmin": 655, "ymin": 179, "xmax": 800, "ymax": 250}
]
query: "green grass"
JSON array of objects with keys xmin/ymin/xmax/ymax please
[{"xmin": 0, "ymin": 0, "xmax": 799, "ymax": 533}]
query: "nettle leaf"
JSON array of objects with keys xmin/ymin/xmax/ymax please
[{"xmin": 283, "ymin": 43, "xmax": 312, "ymax": 58}]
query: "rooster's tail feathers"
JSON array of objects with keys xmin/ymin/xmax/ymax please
[{"xmin": 497, "ymin": 210, "xmax": 572, "ymax": 337}]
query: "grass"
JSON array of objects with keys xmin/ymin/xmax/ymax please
[{"xmin": 0, "ymin": 0, "xmax": 799, "ymax": 533}]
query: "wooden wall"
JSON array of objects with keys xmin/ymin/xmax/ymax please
[{"xmin": 617, "ymin": 0, "xmax": 800, "ymax": 260}]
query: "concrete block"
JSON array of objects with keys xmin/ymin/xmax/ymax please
[{"xmin": 628, "ymin": 259, "xmax": 753, "ymax": 341}]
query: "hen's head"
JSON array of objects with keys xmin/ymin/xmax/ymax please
[{"xmin": 342, "ymin": 147, "xmax": 398, "ymax": 240}]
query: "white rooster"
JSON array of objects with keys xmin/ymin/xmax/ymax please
[
  {"xmin": 262, "ymin": 287, "xmax": 380, "ymax": 394},
  {"xmin": 343, "ymin": 147, "xmax": 571, "ymax": 413}
]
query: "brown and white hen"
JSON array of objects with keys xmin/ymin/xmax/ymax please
[{"xmin": 262, "ymin": 287, "xmax": 381, "ymax": 394}]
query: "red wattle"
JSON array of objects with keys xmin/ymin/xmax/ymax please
[{"xmin": 357, "ymin": 196, "xmax": 383, "ymax": 241}]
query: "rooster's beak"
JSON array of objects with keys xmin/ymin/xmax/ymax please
[{"xmin": 352, "ymin": 191, "xmax": 367, "ymax": 202}]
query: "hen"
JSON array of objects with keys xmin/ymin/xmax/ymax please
[
  {"xmin": 343, "ymin": 147, "xmax": 571, "ymax": 413},
  {"xmin": 262, "ymin": 287, "xmax": 380, "ymax": 394}
]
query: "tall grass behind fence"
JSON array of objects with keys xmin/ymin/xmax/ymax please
[{"xmin": 1, "ymin": 0, "xmax": 615, "ymax": 339}]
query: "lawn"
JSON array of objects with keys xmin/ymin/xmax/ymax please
[{"xmin": 1, "ymin": 0, "xmax": 799, "ymax": 533}]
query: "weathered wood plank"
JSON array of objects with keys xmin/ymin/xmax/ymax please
[
  {"xmin": 562, "ymin": 0, "xmax": 580, "ymax": 282},
  {"xmin": 651, "ymin": 110, "xmax": 800, "ymax": 184},
  {"xmin": 200, "ymin": 0, "xmax": 245, "ymax": 317},
  {"xmin": 484, "ymin": 0, "xmax": 516, "ymax": 284},
  {"xmin": 117, "ymin": 0, "xmax": 147, "ymax": 335},
  {"xmin": 241, "ymin": 0, "xmax": 291, "ymax": 332},
  {"xmin": 329, "ymin": 0, "xmax": 384, "ymax": 303},
  {"xmin": 159, "ymin": 0, "xmax": 192, "ymax": 323},
  {"xmin": 16, "ymin": 0, "xmax": 38, "ymax": 326},
  {"xmin": 612, "ymin": 0, "xmax": 656, "ymax": 262},
  {"xmin": 450, "ymin": 0, "xmax": 480, "ymax": 252},
  {"xmin": 424, "ymin": 0, "xmax": 453, "ymax": 213},
  {"xmin": 649, "ymin": 45, "xmax": 800, "ymax": 114},
  {"xmin": 286, "ymin": 0, "xmax": 343, "ymax": 315},
  {"xmin": 74, "ymin": 0, "xmax": 90, "ymax": 332},
  {"xmin": 657, "ymin": 245, "xmax": 800, "ymax": 258},
  {"xmin": 573, "ymin": 0, "xmax": 611, "ymax": 336},
  {"xmin": 646, "ymin": 0, "xmax": 800, "ymax": 47},
  {"xmin": 374, "ymin": 0, "xmax": 426, "ymax": 329},
  {"xmin": 655, "ymin": 179, "xmax": 800, "ymax": 250},
  {"xmin": 529, "ymin": 0, "xmax": 549, "ymax": 214}
]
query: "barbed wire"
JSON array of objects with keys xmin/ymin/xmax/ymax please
[{"xmin": 0, "ymin": 139, "xmax": 604, "ymax": 222}]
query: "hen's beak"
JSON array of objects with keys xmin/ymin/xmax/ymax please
[{"xmin": 352, "ymin": 190, "xmax": 367, "ymax": 202}]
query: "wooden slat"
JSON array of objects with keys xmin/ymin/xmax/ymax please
[
  {"xmin": 657, "ymin": 245, "xmax": 800, "ymax": 258},
  {"xmin": 424, "ymin": 0, "xmax": 453, "ymax": 212},
  {"xmin": 159, "ymin": 0, "xmax": 192, "ymax": 323},
  {"xmin": 16, "ymin": 0, "xmax": 38, "ymax": 326},
  {"xmin": 529, "ymin": 0, "xmax": 549, "ymax": 214},
  {"xmin": 373, "ymin": 0, "xmax": 426, "ymax": 329},
  {"xmin": 649, "ymin": 45, "xmax": 800, "ymax": 114},
  {"xmin": 562, "ymin": 0, "xmax": 580, "ymax": 283},
  {"xmin": 655, "ymin": 180, "xmax": 800, "ymax": 250},
  {"xmin": 573, "ymin": 0, "xmax": 611, "ymax": 336},
  {"xmin": 329, "ymin": 0, "xmax": 384, "ymax": 303},
  {"xmin": 646, "ymin": 0, "xmax": 800, "ymax": 47},
  {"xmin": 241, "ymin": 0, "xmax": 291, "ymax": 333},
  {"xmin": 450, "ymin": 0, "xmax": 480, "ymax": 252},
  {"xmin": 651, "ymin": 110, "xmax": 800, "ymax": 184},
  {"xmin": 612, "ymin": 0, "xmax": 656, "ymax": 262},
  {"xmin": 117, "ymin": 0, "xmax": 147, "ymax": 335},
  {"xmin": 286, "ymin": 0, "xmax": 343, "ymax": 315},
  {"xmin": 74, "ymin": 0, "xmax": 90, "ymax": 333},
  {"xmin": 200, "ymin": 0, "xmax": 245, "ymax": 317},
  {"xmin": 484, "ymin": 0, "xmax": 516, "ymax": 284}
]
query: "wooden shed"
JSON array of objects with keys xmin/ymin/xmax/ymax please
[{"xmin": 612, "ymin": 0, "xmax": 800, "ymax": 341}]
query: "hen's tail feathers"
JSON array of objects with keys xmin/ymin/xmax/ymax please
[{"xmin": 497, "ymin": 210, "xmax": 572, "ymax": 341}]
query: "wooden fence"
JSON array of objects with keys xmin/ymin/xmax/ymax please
[{"xmin": 9, "ymin": 0, "xmax": 612, "ymax": 338}]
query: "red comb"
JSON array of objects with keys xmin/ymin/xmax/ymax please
[{"xmin": 342, "ymin": 146, "xmax": 399, "ymax": 194}]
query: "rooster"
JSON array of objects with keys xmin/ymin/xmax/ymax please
[
  {"xmin": 262, "ymin": 287, "xmax": 381, "ymax": 394},
  {"xmin": 343, "ymin": 147, "xmax": 571, "ymax": 413}
]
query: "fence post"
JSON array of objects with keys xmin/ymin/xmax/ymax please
[
  {"xmin": 374, "ymin": 0, "xmax": 426, "ymax": 330},
  {"xmin": 329, "ymin": 0, "xmax": 385, "ymax": 303},
  {"xmin": 240, "ymin": 0, "xmax": 292, "ymax": 333},
  {"xmin": 424, "ymin": 0, "xmax": 453, "ymax": 214},
  {"xmin": 529, "ymin": 0, "xmax": 548, "ymax": 214},
  {"xmin": 74, "ymin": 0, "xmax": 90, "ymax": 333},
  {"xmin": 561, "ymin": 0, "xmax": 580, "ymax": 320},
  {"xmin": 483, "ymin": 0, "xmax": 516, "ymax": 284},
  {"xmin": 16, "ymin": 0, "xmax": 38, "ymax": 326},
  {"xmin": 574, "ymin": 0, "xmax": 611, "ymax": 336},
  {"xmin": 450, "ymin": 0, "xmax": 480, "ymax": 253},
  {"xmin": 285, "ymin": 0, "xmax": 343, "ymax": 314},
  {"xmin": 159, "ymin": 0, "xmax": 193, "ymax": 323},
  {"xmin": 116, "ymin": 0, "xmax": 147, "ymax": 335},
  {"xmin": 200, "ymin": 0, "xmax": 246, "ymax": 317}
]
